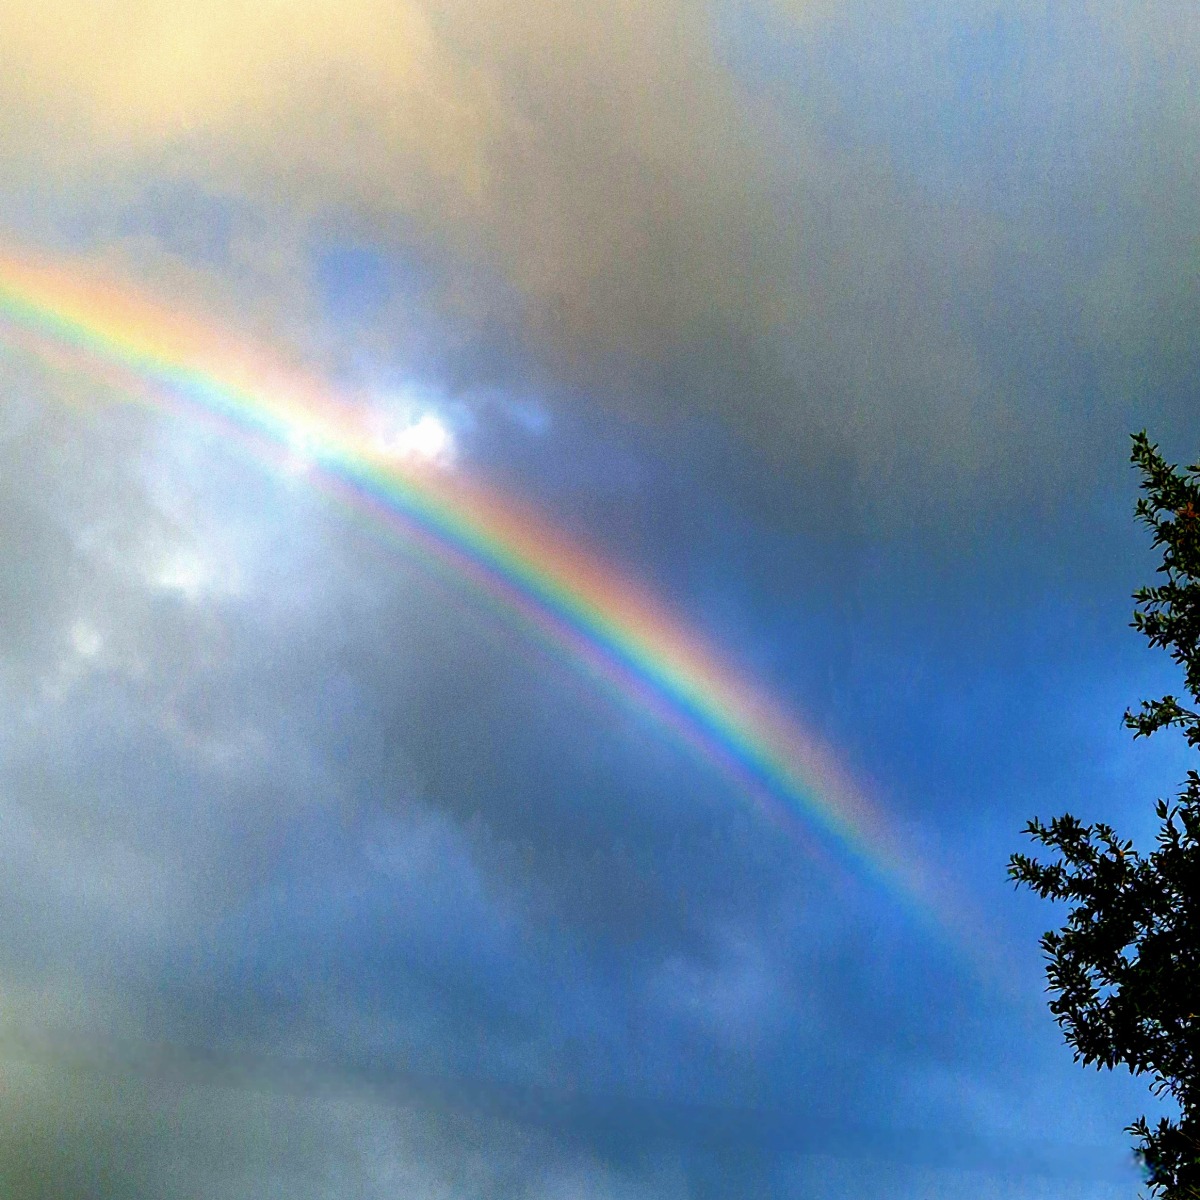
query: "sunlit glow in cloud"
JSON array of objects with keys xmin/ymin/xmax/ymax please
[
  {"xmin": 69, "ymin": 620, "xmax": 104, "ymax": 660},
  {"xmin": 40, "ymin": 618, "xmax": 107, "ymax": 704},
  {"xmin": 284, "ymin": 426, "xmax": 322, "ymax": 476},
  {"xmin": 375, "ymin": 411, "xmax": 455, "ymax": 466},
  {"xmin": 152, "ymin": 549, "xmax": 215, "ymax": 602}
]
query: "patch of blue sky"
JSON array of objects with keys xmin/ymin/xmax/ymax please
[
  {"xmin": 314, "ymin": 241, "xmax": 405, "ymax": 327},
  {"xmin": 115, "ymin": 181, "xmax": 238, "ymax": 265},
  {"xmin": 27, "ymin": 178, "xmax": 240, "ymax": 265}
]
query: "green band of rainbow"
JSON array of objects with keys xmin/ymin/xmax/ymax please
[{"xmin": 0, "ymin": 250, "xmax": 955, "ymax": 943}]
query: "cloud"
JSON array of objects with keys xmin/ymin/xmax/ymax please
[
  {"xmin": 0, "ymin": 0, "xmax": 1011, "ymax": 490},
  {"xmin": 0, "ymin": 351, "xmax": 1152, "ymax": 1196},
  {"xmin": 6, "ymin": 0, "xmax": 1197, "ymax": 525},
  {"xmin": 0, "ymin": 0, "xmax": 795, "ymax": 354}
]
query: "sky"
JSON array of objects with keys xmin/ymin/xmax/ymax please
[{"xmin": 0, "ymin": 2, "xmax": 1197, "ymax": 1196}]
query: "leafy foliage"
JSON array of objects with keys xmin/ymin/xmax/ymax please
[{"xmin": 1009, "ymin": 432, "xmax": 1200, "ymax": 1198}]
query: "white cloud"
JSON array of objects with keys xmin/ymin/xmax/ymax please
[{"xmin": 377, "ymin": 411, "xmax": 455, "ymax": 466}]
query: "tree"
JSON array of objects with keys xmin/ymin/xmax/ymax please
[{"xmin": 1009, "ymin": 432, "xmax": 1200, "ymax": 1198}]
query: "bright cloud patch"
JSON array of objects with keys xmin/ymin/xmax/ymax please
[
  {"xmin": 375, "ymin": 410, "xmax": 455, "ymax": 466},
  {"xmin": 387, "ymin": 412, "xmax": 453, "ymax": 463}
]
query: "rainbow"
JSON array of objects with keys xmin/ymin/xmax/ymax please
[{"xmin": 0, "ymin": 251, "xmax": 950, "ymax": 938}]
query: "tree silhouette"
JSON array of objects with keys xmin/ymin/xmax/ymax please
[{"xmin": 1010, "ymin": 432, "xmax": 1199, "ymax": 1198}]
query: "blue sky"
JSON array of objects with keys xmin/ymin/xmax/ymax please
[{"xmin": 0, "ymin": 2, "xmax": 1197, "ymax": 1196}]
